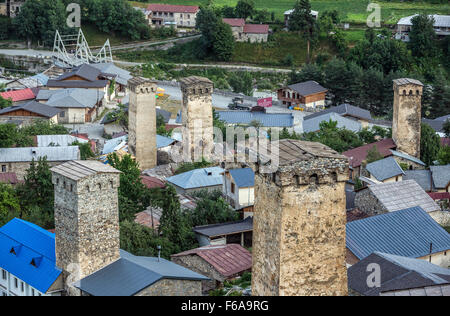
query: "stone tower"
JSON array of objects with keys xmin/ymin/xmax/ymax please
[
  {"xmin": 392, "ymin": 78, "xmax": 423, "ymax": 158},
  {"xmin": 180, "ymin": 76, "xmax": 214, "ymax": 162},
  {"xmin": 251, "ymin": 139, "xmax": 349, "ymax": 296},
  {"xmin": 128, "ymin": 77, "xmax": 157, "ymax": 170},
  {"xmin": 51, "ymin": 160, "xmax": 121, "ymax": 294}
]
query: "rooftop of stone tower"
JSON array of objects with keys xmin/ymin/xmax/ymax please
[
  {"xmin": 50, "ymin": 160, "xmax": 120, "ymax": 181},
  {"xmin": 179, "ymin": 76, "xmax": 213, "ymax": 86},
  {"xmin": 128, "ymin": 77, "xmax": 156, "ymax": 88},
  {"xmin": 393, "ymin": 78, "xmax": 423, "ymax": 86}
]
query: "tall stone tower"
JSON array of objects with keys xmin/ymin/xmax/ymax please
[
  {"xmin": 128, "ymin": 77, "xmax": 157, "ymax": 170},
  {"xmin": 392, "ymin": 78, "xmax": 423, "ymax": 158},
  {"xmin": 51, "ymin": 160, "xmax": 121, "ymax": 294},
  {"xmin": 251, "ymin": 139, "xmax": 349, "ymax": 296},
  {"xmin": 180, "ymin": 76, "xmax": 214, "ymax": 162}
]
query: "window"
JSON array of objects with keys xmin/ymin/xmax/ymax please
[
  {"xmin": 2, "ymin": 269, "xmax": 6, "ymax": 280},
  {"xmin": 1, "ymin": 165, "xmax": 6, "ymax": 172},
  {"xmin": 231, "ymin": 182, "xmax": 235, "ymax": 194},
  {"xmin": 31, "ymin": 289, "xmax": 35, "ymax": 296},
  {"xmin": 14, "ymin": 278, "xmax": 18, "ymax": 288},
  {"xmin": 60, "ymin": 111, "xmax": 65, "ymax": 118},
  {"xmin": 21, "ymin": 282, "xmax": 24, "ymax": 292}
]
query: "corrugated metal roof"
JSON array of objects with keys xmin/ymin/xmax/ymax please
[
  {"xmin": 167, "ymin": 167, "xmax": 224, "ymax": 190},
  {"xmin": 157, "ymin": 134, "xmax": 176, "ymax": 148},
  {"xmin": 303, "ymin": 112, "xmax": 362, "ymax": 133},
  {"xmin": 397, "ymin": 14, "xmax": 450, "ymax": 28},
  {"xmin": 0, "ymin": 88, "xmax": 37, "ymax": 102},
  {"xmin": 366, "ymin": 157, "xmax": 404, "ymax": 181},
  {"xmin": 228, "ymin": 168, "xmax": 255, "ymax": 188},
  {"xmin": 216, "ymin": 111, "xmax": 294, "ymax": 127},
  {"xmin": 390, "ymin": 150, "xmax": 426, "ymax": 166},
  {"xmin": 50, "ymin": 160, "xmax": 120, "ymax": 181},
  {"xmin": 74, "ymin": 250, "xmax": 207, "ymax": 296},
  {"xmin": 429, "ymin": 165, "xmax": 450, "ymax": 190},
  {"xmin": 368, "ymin": 180, "xmax": 440, "ymax": 213},
  {"xmin": 0, "ymin": 218, "xmax": 62, "ymax": 293},
  {"xmin": 172, "ymin": 244, "xmax": 252, "ymax": 278},
  {"xmin": 193, "ymin": 217, "xmax": 253, "ymax": 238},
  {"xmin": 346, "ymin": 206, "xmax": 450, "ymax": 260},
  {"xmin": 304, "ymin": 103, "xmax": 372, "ymax": 121},
  {"xmin": 37, "ymin": 135, "xmax": 88, "ymax": 147},
  {"xmin": 0, "ymin": 146, "xmax": 79, "ymax": 163}
]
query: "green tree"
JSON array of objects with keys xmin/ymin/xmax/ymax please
[
  {"xmin": 420, "ymin": 123, "xmax": 441, "ymax": 166},
  {"xmin": 288, "ymin": 0, "xmax": 318, "ymax": 63},
  {"xmin": 444, "ymin": 120, "xmax": 450, "ymax": 137},
  {"xmin": 229, "ymin": 72, "xmax": 253, "ymax": 96},
  {"xmin": 212, "ymin": 20, "xmax": 235, "ymax": 61},
  {"xmin": 188, "ymin": 190, "xmax": 238, "ymax": 227},
  {"xmin": 72, "ymin": 141, "xmax": 95, "ymax": 160},
  {"xmin": 366, "ymin": 145, "xmax": 384, "ymax": 164},
  {"xmin": 253, "ymin": 9, "xmax": 269, "ymax": 24},
  {"xmin": 0, "ymin": 123, "xmax": 18, "ymax": 148},
  {"xmin": 235, "ymin": 0, "xmax": 255, "ymax": 20},
  {"xmin": 437, "ymin": 145, "xmax": 450, "ymax": 165},
  {"xmin": 0, "ymin": 183, "xmax": 21, "ymax": 227},
  {"xmin": 409, "ymin": 14, "xmax": 437, "ymax": 59},
  {"xmin": 0, "ymin": 95, "xmax": 12, "ymax": 109}
]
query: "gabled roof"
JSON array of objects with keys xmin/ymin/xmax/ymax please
[
  {"xmin": 346, "ymin": 206, "xmax": 450, "ymax": 260},
  {"xmin": 74, "ymin": 250, "xmax": 208, "ymax": 296},
  {"xmin": 429, "ymin": 165, "xmax": 450, "ymax": 189},
  {"xmin": 193, "ymin": 217, "xmax": 253, "ymax": 238},
  {"xmin": 286, "ymin": 81, "xmax": 327, "ymax": 96},
  {"xmin": 167, "ymin": 167, "xmax": 224, "ymax": 190},
  {"xmin": 50, "ymin": 160, "xmax": 120, "ymax": 181},
  {"xmin": 365, "ymin": 157, "xmax": 404, "ymax": 181},
  {"xmin": 157, "ymin": 134, "xmax": 176, "ymax": 148},
  {"xmin": 141, "ymin": 175, "xmax": 165, "ymax": 189},
  {"xmin": 243, "ymin": 24, "xmax": 269, "ymax": 34},
  {"xmin": 0, "ymin": 146, "xmax": 79, "ymax": 163},
  {"xmin": 0, "ymin": 88, "xmax": 37, "ymax": 102},
  {"xmin": 366, "ymin": 179, "xmax": 440, "ymax": 214},
  {"xmin": 36, "ymin": 134, "xmax": 88, "ymax": 147},
  {"xmin": 223, "ymin": 18, "xmax": 245, "ymax": 27},
  {"xmin": 46, "ymin": 80, "xmax": 108, "ymax": 89},
  {"xmin": 37, "ymin": 88, "xmax": 104, "ymax": 108},
  {"xmin": 0, "ymin": 218, "xmax": 62, "ymax": 293},
  {"xmin": 147, "ymin": 3, "xmax": 199, "ymax": 13},
  {"xmin": 57, "ymin": 64, "xmax": 102, "ymax": 82},
  {"xmin": 304, "ymin": 103, "xmax": 372, "ymax": 122},
  {"xmin": 89, "ymin": 63, "xmax": 132, "ymax": 86},
  {"xmin": 343, "ymin": 138, "xmax": 396, "ymax": 168},
  {"xmin": 228, "ymin": 168, "xmax": 255, "ymax": 188},
  {"xmin": 303, "ymin": 112, "xmax": 362, "ymax": 133},
  {"xmin": 216, "ymin": 111, "xmax": 294, "ymax": 127},
  {"xmin": 435, "ymin": 114, "xmax": 450, "ymax": 122},
  {"xmin": 172, "ymin": 244, "xmax": 252, "ymax": 278},
  {"xmin": 390, "ymin": 149, "xmax": 426, "ymax": 166},
  {"xmin": 0, "ymin": 100, "xmax": 61, "ymax": 118},
  {"xmin": 403, "ymin": 169, "xmax": 433, "ymax": 192},
  {"xmin": 348, "ymin": 252, "xmax": 450, "ymax": 296},
  {"xmin": 397, "ymin": 14, "xmax": 450, "ymax": 28}
]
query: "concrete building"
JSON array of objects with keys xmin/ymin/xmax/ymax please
[
  {"xmin": 251, "ymin": 139, "xmax": 349, "ymax": 296},
  {"xmin": 346, "ymin": 206, "xmax": 450, "ymax": 268},
  {"xmin": 145, "ymin": 4, "xmax": 199, "ymax": 28},
  {"xmin": 222, "ymin": 19, "xmax": 269, "ymax": 43},
  {"xmin": 392, "ymin": 78, "xmax": 423, "ymax": 159},
  {"xmin": 180, "ymin": 76, "xmax": 214, "ymax": 162},
  {"xmin": 128, "ymin": 77, "xmax": 157, "ymax": 170},
  {"xmin": 395, "ymin": 14, "xmax": 450, "ymax": 42},
  {"xmin": 277, "ymin": 81, "xmax": 327, "ymax": 110}
]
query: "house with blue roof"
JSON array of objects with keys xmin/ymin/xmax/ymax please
[
  {"xmin": 302, "ymin": 112, "xmax": 362, "ymax": 133},
  {"xmin": 346, "ymin": 206, "xmax": 450, "ymax": 268},
  {"xmin": 0, "ymin": 218, "xmax": 63, "ymax": 296},
  {"xmin": 166, "ymin": 167, "xmax": 224, "ymax": 194},
  {"xmin": 365, "ymin": 156, "xmax": 405, "ymax": 183},
  {"xmin": 223, "ymin": 168, "xmax": 255, "ymax": 212}
]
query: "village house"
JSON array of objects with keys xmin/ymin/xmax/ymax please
[
  {"xmin": 0, "ymin": 101, "xmax": 61, "ymax": 124},
  {"xmin": 89, "ymin": 63, "xmax": 132, "ymax": 97},
  {"xmin": 193, "ymin": 217, "xmax": 253, "ymax": 248},
  {"xmin": 364, "ymin": 157, "xmax": 405, "ymax": 183},
  {"xmin": 303, "ymin": 112, "xmax": 362, "ymax": 133},
  {"xmin": 45, "ymin": 64, "xmax": 114, "ymax": 101},
  {"xmin": 348, "ymin": 252, "xmax": 450, "ymax": 296},
  {"xmin": 222, "ymin": 19, "xmax": 269, "ymax": 43},
  {"xmin": 346, "ymin": 206, "xmax": 450, "ymax": 268},
  {"xmin": 171, "ymin": 244, "xmax": 252, "ymax": 293},
  {"xmin": 35, "ymin": 134, "xmax": 89, "ymax": 148},
  {"xmin": 0, "ymin": 146, "xmax": 80, "ymax": 180},
  {"xmin": 145, "ymin": 4, "xmax": 199, "ymax": 28},
  {"xmin": 284, "ymin": 9, "xmax": 318, "ymax": 28},
  {"xmin": 396, "ymin": 14, "xmax": 450, "ymax": 42},
  {"xmin": 404, "ymin": 165, "xmax": 450, "ymax": 193},
  {"xmin": 0, "ymin": 88, "xmax": 39, "ymax": 105},
  {"xmin": 277, "ymin": 81, "xmax": 327, "ymax": 110},
  {"xmin": 214, "ymin": 111, "xmax": 294, "ymax": 132},
  {"xmin": 2, "ymin": 74, "xmax": 48, "ymax": 91},
  {"xmin": 36, "ymin": 88, "xmax": 105, "ymax": 124},
  {"xmin": 222, "ymin": 168, "xmax": 255, "ymax": 213},
  {"xmin": 166, "ymin": 167, "xmax": 224, "ymax": 195},
  {"xmin": 354, "ymin": 179, "xmax": 449, "ymax": 226},
  {"xmin": 304, "ymin": 103, "xmax": 372, "ymax": 128}
]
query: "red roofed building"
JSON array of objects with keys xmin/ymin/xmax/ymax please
[
  {"xmin": 223, "ymin": 19, "xmax": 269, "ymax": 43},
  {"xmin": 145, "ymin": 4, "xmax": 199, "ymax": 28},
  {"xmin": 0, "ymin": 88, "xmax": 37, "ymax": 103},
  {"xmin": 172, "ymin": 244, "xmax": 252, "ymax": 292},
  {"xmin": 141, "ymin": 175, "xmax": 165, "ymax": 189},
  {"xmin": 343, "ymin": 138, "xmax": 397, "ymax": 180}
]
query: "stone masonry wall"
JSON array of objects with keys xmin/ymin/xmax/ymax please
[
  {"xmin": 135, "ymin": 279, "xmax": 202, "ymax": 296},
  {"xmin": 3, "ymin": 161, "xmax": 63, "ymax": 181},
  {"xmin": 354, "ymin": 189, "xmax": 388, "ymax": 217},
  {"xmin": 252, "ymin": 156, "xmax": 349, "ymax": 296}
]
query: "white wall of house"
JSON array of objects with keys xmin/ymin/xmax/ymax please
[
  {"xmin": 223, "ymin": 173, "xmax": 254, "ymax": 210},
  {"xmin": 418, "ymin": 250, "xmax": 450, "ymax": 269},
  {"xmin": 369, "ymin": 174, "xmax": 403, "ymax": 183},
  {"xmin": 0, "ymin": 268, "xmax": 60, "ymax": 296}
]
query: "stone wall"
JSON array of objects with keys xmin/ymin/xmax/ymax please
[
  {"xmin": 2, "ymin": 161, "xmax": 63, "ymax": 180},
  {"xmin": 136, "ymin": 279, "xmax": 202, "ymax": 296},
  {"xmin": 393, "ymin": 156, "xmax": 425, "ymax": 171},
  {"xmin": 354, "ymin": 188, "xmax": 387, "ymax": 217},
  {"xmin": 53, "ymin": 172, "xmax": 121, "ymax": 294},
  {"xmin": 172, "ymin": 255, "xmax": 223, "ymax": 293},
  {"xmin": 252, "ymin": 154, "xmax": 349, "ymax": 296}
]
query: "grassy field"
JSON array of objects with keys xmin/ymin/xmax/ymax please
[
  {"xmin": 129, "ymin": 0, "xmax": 450, "ymax": 24},
  {"xmin": 81, "ymin": 23, "xmax": 133, "ymax": 47}
]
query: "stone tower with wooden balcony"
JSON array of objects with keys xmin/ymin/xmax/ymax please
[
  {"xmin": 51, "ymin": 160, "xmax": 121, "ymax": 295},
  {"xmin": 128, "ymin": 77, "xmax": 157, "ymax": 170},
  {"xmin": 251, "ymin": 139, "xmax": 349, "ymax": 296},
  {"xmin": 180, "ymin": 76, "xmax": 214, "ymax": 162},
  {"xmin": 392, "ymin": 78, "xmax": 423, "ymax": 159}
]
